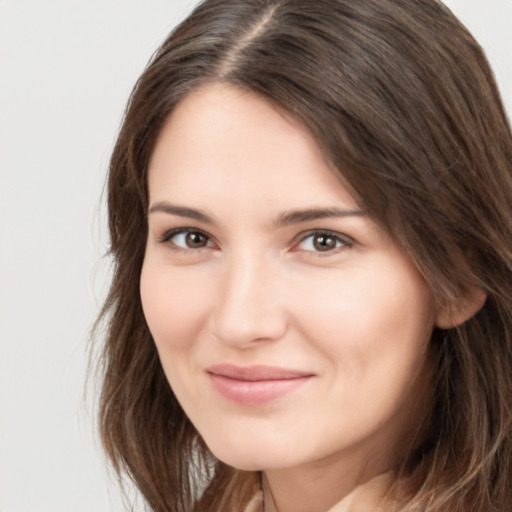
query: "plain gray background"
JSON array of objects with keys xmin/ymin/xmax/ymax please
[{"xmin": 0, "ymin": 1, "xmax": 511, "ymax": 511}]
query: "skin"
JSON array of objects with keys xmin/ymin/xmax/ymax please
[{"xmin": 140, "ymin": 83, "xmax": 445, "ymax": 512}]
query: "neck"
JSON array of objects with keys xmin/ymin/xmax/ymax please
[{"xmin": 261, "ymin": 452, "xmax": 395, "ymax": 512}]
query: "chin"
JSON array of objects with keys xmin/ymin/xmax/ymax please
[
  {"xmin": 204, "ymin": 435, "xmax": 310, "ymax": 472},
  {"xmin": 213, "ymin": 451, "xmax": 293, "ymax": 472}
]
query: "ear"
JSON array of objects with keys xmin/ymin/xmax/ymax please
[{"xmin": 435, "ymin": 288, "xmax": 487, "ymax": 329}]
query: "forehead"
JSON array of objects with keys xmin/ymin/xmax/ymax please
[{"xmin": 147, "ymin": 83, "xmax": 359, "ymax": 211}]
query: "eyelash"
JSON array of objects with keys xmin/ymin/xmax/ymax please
[
  {"xmin": 158, "ymin": 228, "xmax": 215, "ymax": 252},
  {"xmin": 293, "ymin": 230, "xmax": 353, "ymax": 255},
  {"xmin": 158, "ymin": 228, "xmax": 353, "ymax": 255}
]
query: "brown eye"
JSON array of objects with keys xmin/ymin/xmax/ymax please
[
  {"xmin": 185, "ymin": 231, "xmax": 208, "ymax": 248},
  {"xmin": 312, "ymin": 234, "xmax": 338, "ymax": 251},
  {"xmin": 296, "ymin": 231, "xmax": 351, "ymax": 254},
  {"xmin": 162, "ymin": 230, "xmax": 212, "ymax": 250}
]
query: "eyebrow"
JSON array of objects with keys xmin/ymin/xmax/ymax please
[
  {"xmin": 148, "ymin": 202, "xmax": 214, "ymax": 224},
  {"xmin": 148, "ymin": 201, "xmax": 365, "ymax": 226},
  {"xmin": 273, "ymin": 207, "xmax": 365, "ymax": 227}
]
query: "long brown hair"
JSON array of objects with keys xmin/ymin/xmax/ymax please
[{"xmin": 94, "ymin": 0, "xmax": 512, "ymax": 510}]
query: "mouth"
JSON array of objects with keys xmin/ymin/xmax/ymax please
[{"xmin": 206, "ymin": 364, "xmax": 314, "ymax": 406}]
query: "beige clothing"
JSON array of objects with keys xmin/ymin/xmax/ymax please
[{"xmin": 240, "ymin": 471, "xmax": 395, "ymax": 512}]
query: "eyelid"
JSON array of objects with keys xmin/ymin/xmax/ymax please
[
  {"xmin": 157, "ymin": 227, "xmax": 216, "ymax": 249},
  {"xmin": 292, "ymin": 229, "xmax": 354, "ymax": 253},
  {"xmin": 155, "ymin": 227, "xmax": 353, "ymax": 254}
]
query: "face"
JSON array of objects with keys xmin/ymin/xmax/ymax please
[{"xmin": 140, "ymin": 83, "xmax": 438, "ymax": 475}]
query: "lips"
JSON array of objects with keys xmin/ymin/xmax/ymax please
[{"xmin": 206, "ymin": 364, "xmax": 314, "ymax": 405}]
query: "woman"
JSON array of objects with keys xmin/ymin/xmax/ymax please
[{"xmin": 94, "ymin": 0, "xmax": 512, "ymax": 510}]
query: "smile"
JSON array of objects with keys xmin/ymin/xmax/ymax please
[{"xmin": 206, "ymin": 364, "xmax": 314, "ymax": 406}]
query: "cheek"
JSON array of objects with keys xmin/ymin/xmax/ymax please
[
  {"xmin": 289, "ymin": 262, "xmax": 435, "ymax": 448},
  {"xmin": 139, "ymin": 260, "xmax": 213, "ymax": 353},
  {"xmin": 290, "ymin": 258, "xmax": 435, "ymax": 380}
]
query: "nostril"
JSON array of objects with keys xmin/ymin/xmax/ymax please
[
  {"xmin": 210, "ymin": 297, "xmax": 287, "ymax": 347},
  {"xmin": 210, "ymin": 258, "xmax": 288, "ymax": 346}
]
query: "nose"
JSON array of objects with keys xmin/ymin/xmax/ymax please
[{"xmin": 210, "ymin": 253, "xmax": 288, "ymax": 348}]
